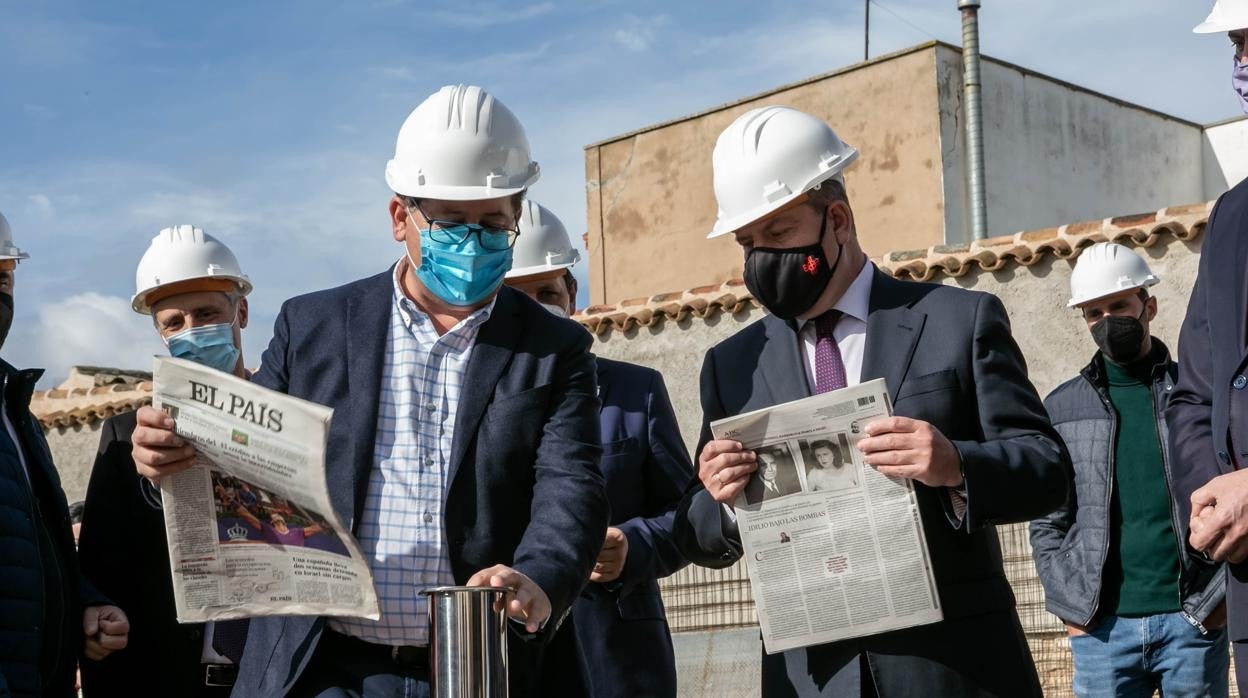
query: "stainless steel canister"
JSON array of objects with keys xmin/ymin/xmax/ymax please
[{"xmin": 420, "ymin": 585, "xmax": 511, "ymax": 698}]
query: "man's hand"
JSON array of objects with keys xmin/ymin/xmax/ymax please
[
  {"xmin": 132, "ymin": 405, "xmax": 197, "ymax": 483},
  {"xmin": 699, "ymin": 439, "xmax": 757, "ymax": 504},
  {"xmin": 857, "ymin": 417, "xmax": 963, "ymax": 488},
  {"xmin": 1190, "ymin": 469, "xmax": 1248, "ymax": 562},
  {"xmin": 590, "ymin": 527, "xmax": 628, "ymax": 583},
  {"xmin": 466, "ymin": 565, "xmax": 551, "ymax": 634},
  {"xmin": 83, "ymin": 605, "xmax": 130, "ymax": 661}
]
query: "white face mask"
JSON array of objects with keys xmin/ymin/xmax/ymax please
[{"xmin": 540, "ymin": 302, "xmax": 569, "ymax": 318}]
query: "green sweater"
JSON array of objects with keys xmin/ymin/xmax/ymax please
[{"xmin": 1100, "ymin": 353, "xmax": 1180, "ymax": 617}]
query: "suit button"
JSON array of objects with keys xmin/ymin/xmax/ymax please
[
  {"xmin": 1219, "ymin": 450, "xmax": 1231, "ymax": 464},
  {"xmin": 1235, "ymin": 376, "xmax": 1248, "ymax": 390},
  {"xmin": 720, "ymin": 552, "xmax": 734, "ymax": 561}
]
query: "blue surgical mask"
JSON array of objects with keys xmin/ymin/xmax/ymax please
[
  {"xmin": 166, "ymin": 323, "xmax": 240, "ymax": 373},
  {"xmin": 412, "ymin": 227, "xmax": 514, "ymax": 307}
]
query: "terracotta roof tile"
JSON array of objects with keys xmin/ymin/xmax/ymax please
[
  {"xmin": 31, "ymin": 381, "xmax": 153, "ymax": 430},
  {"xmin": 574, "ymin": 201, "xmax": 1212, "ymax": 335}
]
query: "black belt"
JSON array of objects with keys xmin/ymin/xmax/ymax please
[
  {"xmin": 321, "ymin": 629, "xmax": 430, "ymax": 672},
  {"xmin": 204, "ymin": 663, "xmax": 238, "ymax": 687}
]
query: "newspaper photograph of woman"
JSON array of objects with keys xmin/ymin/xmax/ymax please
[{"xmin": 800, "ymin": 434, "xmax": 859, "ymax": 492}]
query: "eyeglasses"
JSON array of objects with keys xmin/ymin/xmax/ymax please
[{"xmin": 410, "ymin": 204, "xmax": 519, "ymax": 251}]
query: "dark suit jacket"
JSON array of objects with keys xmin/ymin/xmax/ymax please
[
  {"xmin": 675, "ymin": 268, "xmax": 1068, "ymax": 697},
  {"xmin": 233, "ymin": 272, "xmax": 608, "ymax": 697},
  {"xmin": 562, "ymin": 358, "xmax": 691, "ymax": 698},
  {"xmin": 1168, "ymin": 177, "xmax": 1248, "ymax": 641},
  {"xmin": 78, "ymin": 411, "xmax": 211, "ymax": 697}
]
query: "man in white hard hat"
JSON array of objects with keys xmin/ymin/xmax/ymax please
[
  {"xmin": 0, "ymin": 212, "xmax": 131, "ymax": 698},
  {"xmin": 78, "ymin": 226, "xmax": 252, "ymax": 696},
  {"xmin": 1168, "ymin": 2, "xmax": 1248, "ymax": 692},
  {"xmin": 1031, "ymin": 242, "xmax": 1228, "ymax": 698},
  {"xmin": 504, "ymin": 200, "xmax": 692, "ymax": 698},
  {"xmin": 127, "ymin": 85, "xmax": 608, "ymax": 697},
  {"xmin": 673, "ymin": 106, "xmax": 1068, "ymax": 696}
]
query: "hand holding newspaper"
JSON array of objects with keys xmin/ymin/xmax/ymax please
[
  {"xmin": 714, "ymin": 378, "xmax": 941, "ymax": 654},
  {"xmin": 153, "ymin": 356, "xmax": 380, "ymax": 622}
]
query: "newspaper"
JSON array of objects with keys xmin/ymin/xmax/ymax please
[
  {"xmin": 153, "ymin": 356, "xmax": 380, "ymax": 623},
  {"xmin": 714, "ymin": 378, "xmax": 941, "ymax": 654}
]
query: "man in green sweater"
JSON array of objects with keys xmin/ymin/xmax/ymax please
[{"xmin": 1030, "ymin": 242, "xmax": 1228, "ymax": 697}]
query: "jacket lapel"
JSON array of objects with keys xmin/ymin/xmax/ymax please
[
  {"xmin": 759, "ymin": 314, "xmax": 811, "ymax": 405},
  {"xmin": 344, "ymin": 270, "xmax": 395, "ymax": 525},
  {"xmin": 447, "ymin": 288, "xmax": 522, "ymax": 486},
  {"xmin": 862, "ymin": 270, "xmax": 925, "ymax": 402}
]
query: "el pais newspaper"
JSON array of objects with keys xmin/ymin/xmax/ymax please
[
  {"xmin": 714, "ymin": 378, "xmax": 942, "ymax": 654},
  {"xmin": 153, "ymin": 356, "xmax": 379, "ymax": 623}
]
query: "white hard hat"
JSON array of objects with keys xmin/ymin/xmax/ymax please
[
  {"xmin": 0, "ymin": 211, "xmax": 31, "ymax": 262},
  {"xmin": 1067, "ymin": 242, "xmax": 1160, "ymax": 308},
  {"xmin": 385, "ymin": 84, "xmax": 540, "ymax": 201},
  {"xmin": 506, "ymin": 200, "xmax": 581, "ymax": 279},
  {"xmin": 707, "ymin": 106, "xmax": 859, "ymax": 239},
  {"xmin": 1195, "ymin": 0, "xmax": 1248, "ymax": 33},
  {"xmin": 132, "ymin": 225, "xmax": 252, "ymax": 314}
]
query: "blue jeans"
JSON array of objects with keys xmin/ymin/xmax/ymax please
[{"xmin": 1070, "ymin": 612, "xmax": 1229, "ymax": 698}]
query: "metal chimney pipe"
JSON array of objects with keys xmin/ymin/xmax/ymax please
[{"xmin": 959, "ymin": 0, "xmax": 988, "ymax": 241}]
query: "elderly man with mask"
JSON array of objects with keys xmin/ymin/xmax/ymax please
[
  {"xmin": 127, "ymin": 85, "xmax": 608, "ymax": 697},
  {"xmin": 1168, "ymin": 1, "xmax": 1248, "ymax": 693},
  {"xmin": 504, "ymin": 200, "xmax": 692, "ymax": 698},
  {"xmin": 673, "ymin": 107, "xmax": 1068, "ymax": 696},
  {"xmin": 0, "ymin": 212, "xmax": 130, "ymax": 698},
  {"xmin": 78, "ymin": 226, "xmax": 253, "ymax": 696}
]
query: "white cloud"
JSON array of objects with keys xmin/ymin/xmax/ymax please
[
  {"xmin": 424, "ymin": 2, "xmax": 555, "ymax": 28},
  {"xmin": 27, "ymin": 194, "xmax": 53, "ymax": 217},
  {"xmin": 614, "ymin": 29, "xmax": 651, "ymax": 52},
  {"xmin": 7, "ymin": 293, "xmax": 165, "ymax": 384}
]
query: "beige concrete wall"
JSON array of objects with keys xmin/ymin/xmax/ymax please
[
  {"xmin": 935, "ymin": 46, "xmax": 1206, "ymax": 245},
  {"xmin": 585, "ymin": 45, "xmax": 948, "ymax": 306},
  {"xmin": 45, "ymin": 422, "xmax": 104, "ymax": 504}
]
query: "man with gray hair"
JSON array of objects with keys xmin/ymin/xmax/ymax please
[{"xmin": 79, "ymin": 225, "xmax": 253, "ymax": 696}]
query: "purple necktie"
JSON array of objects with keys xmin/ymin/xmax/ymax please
[{"xmin": 814, "ymin": 310, "xmax": 847, "ymax": 394}]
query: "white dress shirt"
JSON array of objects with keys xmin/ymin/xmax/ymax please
[{"xmin": 795, "ymin": 259, "xmax": 874, "ymax": 389}]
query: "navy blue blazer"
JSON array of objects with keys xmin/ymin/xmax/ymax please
[
  {"xmin": 232, "ymin": 270, "xmax": 609, "ymax": 696},
  {"xmin": 565, "ymin": 357, "xmax": 691, "ymax": 698},
  {"xmin": 1169, "ymin": 177, "xmax": 1248, "ymax": 641}
]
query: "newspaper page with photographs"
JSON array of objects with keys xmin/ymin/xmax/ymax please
[
  {"xmin": 714, "ymin": 378, "xmax": 941, "ymax": 654},
  {"xmin": 152, "ymin": 356, "xmax": 380, "ymax": 623}
]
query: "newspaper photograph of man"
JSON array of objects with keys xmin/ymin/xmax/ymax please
[
  {"xmin": 212, "ymin": 472, "xmax": 349, "ymax": 555},
  {"xmin": 801, "ymin": 435, "xmax": 859, "ymax": 491},
  {"xmin": 743, "ymin": 444, "xmax": 803, "ymax": 504}
]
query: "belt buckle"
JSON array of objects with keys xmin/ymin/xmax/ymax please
[{"xmin": 204, "ymin": 664, "xmax": 237, "ymax": 687}]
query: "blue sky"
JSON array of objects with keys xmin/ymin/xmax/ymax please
[{"xmin": 0, "ymin": 0, "xmax": 1239, "ymax": 386}]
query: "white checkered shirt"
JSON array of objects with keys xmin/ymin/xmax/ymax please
[{"xmin": 329, "ymin": 262, "xmax": 494, "ymax": 645}]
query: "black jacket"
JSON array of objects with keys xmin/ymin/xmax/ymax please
[
  {"xmin": 0, "ymin": 360, "xmax": 102, "ymax": 698},
  {"xmin": 77, "ymin": 411, "xmax": 208, "ymax": 696},
  {"xmin": 1030, "ymin": 343, "xmax": 1225, "ymax": 628},
  {"xmin": 674, "ymin": 268, "xmax": 1068, "ymax": 697}
]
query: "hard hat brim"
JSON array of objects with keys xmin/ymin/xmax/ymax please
[
  {"xmin": 0, "ymin": 251, "xmax": 31, "ymax": 261},
  {"xmin": 706, "ymin": 150, "xmax": 858, "ymax": 239},
  {"xmin": 1194, "ymin": 19, "xmax": 1236, "ymax": 33},
  {"xmin": 1066, "ymin": 276, "xmax": 1161, "ymax": 308},
  {"xmin": 132, "ymin": 275, "xmax": 253, "ymax": 315},
  {"xmin": 505, "ymin": 261, "xmax": 577, "ymax": 280},
  {"xmin": 385, "ymin": 162, "xmax": 540, "ymax": 202}
]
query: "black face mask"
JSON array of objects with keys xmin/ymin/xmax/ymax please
[
  {"xmin": 0, "ymin": 293, "xmax": 11, "ymax": 352},
  {"xmin": 744, "ymin": 208, "xmax": 842, "ymax": 321},
  {"xmin": 1091, "ymin": 305, "xmax": 1147, "ymax": 364}
]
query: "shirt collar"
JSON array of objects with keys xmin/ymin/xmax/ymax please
[
  {"xmin": 796, "ymin": 259, "xmax": 874, "ymax": 330},
  {"xmin": 391, "ymin": 258, "xmax": 495, "ymax": 334}
]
